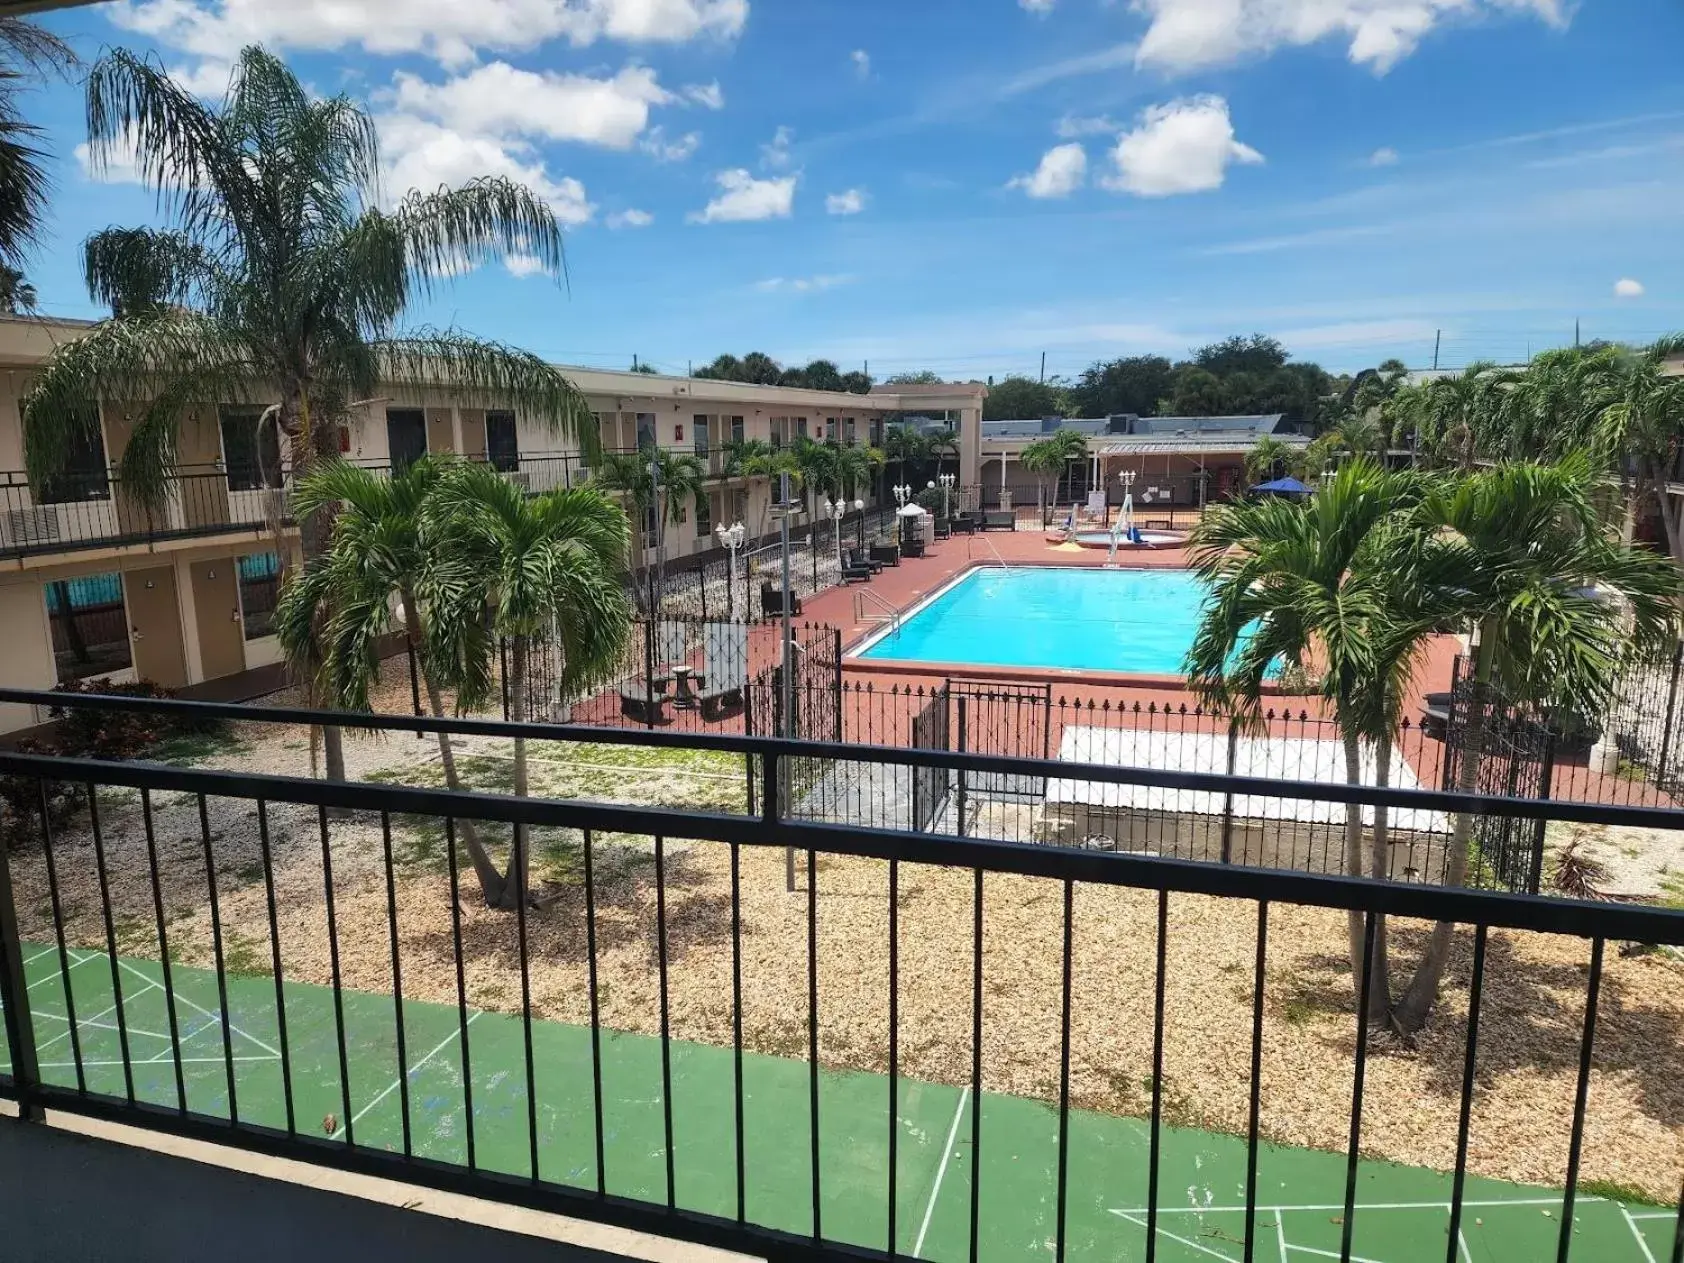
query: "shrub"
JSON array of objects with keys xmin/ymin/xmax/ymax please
[
  {"xmin": 0, "ymin": 740, "xmax": 86, "ymax": 854},
  {"xmin": 47, "ymin": 677, "xmax": 226, "ymax": 761}
]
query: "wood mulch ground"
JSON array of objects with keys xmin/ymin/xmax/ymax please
[{"xmin": 10, "ymin": 670, "xmax": 1682, "ymax": 1204}]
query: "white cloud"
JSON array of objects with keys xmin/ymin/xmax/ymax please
[
  {"xmin": 998, "ymin": 43, "xmax": 1136, "ymax": 96},
  {"xmin": 390, "ymin": 62, "xmax": 674, "ymax": 150},
  {"xmin": 110, "ymin": 0, "xmax": 750, "ymax": 68},
  {"xmin": 1100, "ymin": 95, "xmax": 1262, "ymax": 197},
  {"xmin": 74, "ymin": 132, "xmax": 146, "ymax": 185},
  {"xmin": 1368, "ymin": 145, "xmax": 1399, "ymax": 166},
  {"xmin": 504, "ymin": 253, "xmax": 549, "ymax": 278},
  {"xmin": 683, "ymin": 80, "xmax": 724, "ymax": 109},
  {"xmin": 168, "ymin": 59, "xmax": 232, "ymax": 98},
  {"xmin": 1008, "ymin": 143, "xmax": 1088, "ymax": 198},
  {"xmin": 850, "ymin": 48, "xmax": 870, "ymax": 77},
  {"xmin": 1020, "ymin": 0, "xmax": 1056, "ymax": 12},
  {"xmin": 825, "ymin": 188, "xmax": 866, "ymax": 215},
  {"xmin": 1132, "ymin": 0, "xmax": 1566, "ymax": 76},
  {"xmin": 755, "ymin": 274, "xmax": 853, "ymax": 293},
  {"xmin": 608, "ymin": 208, "xmax": 654, "ymax": 228},
  {"xmin": 1056, "ymin": 113, "xmax": 1121, "ymax": 139},
  {"xmin": 760, "ymin": 125, "xmax": 794, "ymax": 169},
  {"xmin": 641, "ymin": 126, "xmax": 701, "ymax": 162},
  {"xmin": 377, "ymin": 114, "xmax": 594, "ymax": 226},
  {"xmin": 1614, "ymin": 277, "xmax": 1645, "ymax": 298},
  {"xmin": 689, "ymin": 169, "xmax": 797, "ymax": 223}
]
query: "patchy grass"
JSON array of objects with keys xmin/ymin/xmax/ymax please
[
  {"xmin": 152, "ymin": 726, "xmax": 254, "ymax": 767},
  {"xmin": 365, "ymin": 740, "xmax": 745, "ymax": 885}
]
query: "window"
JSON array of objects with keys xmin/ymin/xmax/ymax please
[
  {"xmin": 695, "ymin": 491, "xmax": 712, "ymax": 538},
  {"xmin": 636, "ymin": 413, "xmax": 657, "ymax": 450},
  {"xmin": 844, "ymin": 418, "xmax": 856, "ymax": 445},
  {"xmin": 220, "ymin": 406, "xmax": 282, "ymax": 491},
  {"xmin": 869, "ymin": 419, "xmax": 883, "ymax": 447},
  {"xmin": 486, "ymin": 410, "xmax": 519, "ymax": 472},
  {"xmin": 693, "ymin": 415, "xmax": 710, "ymax": 456},
  {"xmin": 37, "ymin": 405, "xmax": 109, "ymax": 504},
  {"xmin": 769, "ymin": 417, "xmax": 787, "ymax": 449},
  {"xmin": 730, "ymin": 416, "xmax": 745, "ymax": 444},
  {"xmin": 46, "ymin": 572, "xmax": 130, "ymax": 683},
  {"xmin": 386, "ymin": 408, "xmax": 427, "ymax": 472},
  {"xmin": 238, "ymin": 552, "xmax": 280, "ymax": 640},
  {"xmin": 796, "ymin": 417, "xmax": 808, "ymax": 438}
]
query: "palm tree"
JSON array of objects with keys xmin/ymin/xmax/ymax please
[
  {"xmin": 0, "ymin": 263, "xmax": 34, "ymax": 314},
  {"xmin": 834, "ymin": 443, "xmax": 884, "ymax": 501},
  {"xmin": 1244, "ymin": 434, "xmax": 1293, "ymax": 485},
  {"xmin": 0, "ymin": 18, "xmax": 77, "ymax": 271},
  {"xmin": 430, "ymin": 462, "xmax": 632, "ymax": 909},
  {"xmin": 725, "ymin": 437, "xmax": 800, "ymax": 539},
  {"xmin": 789, "ymin": 435, "xmax": 837, "ymax": 517},
  {"xmin": 881, "ymin": 424, "xmax": 930, "ymax": 494},
  {"xmin": 1187, "ymin": 460, "xmax": 1437, "ymax": 1022},
  {"xmin": 1020, "ymin": 438, "xmax": 1063, "ymax": 522},
  {"xmin": 1392, "ymin": 454, "xmax": 1680, "ymax": 1029},
  {"xmin": 1594, "ymin": 336, "xmax": 1684, "ymax": 567},
  {"xmin": 20, "ymin": 47, "xmax": 598, "ymax": 778},
  {"xmin": 273, "ymin": 456, "xmax": 507, "ymax": 903},
  {"xmin": 593, "ymin": 449, "xmax": 705, "ymax": 612}
]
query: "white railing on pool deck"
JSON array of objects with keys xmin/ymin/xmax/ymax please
[{"xmin": 853, "ymin": 586, "xmax": 904, "ymax": 637}]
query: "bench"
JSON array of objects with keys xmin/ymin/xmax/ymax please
[{"xmin": 982, "ymin": 511, "xmax": 1016, "ymax": 531}]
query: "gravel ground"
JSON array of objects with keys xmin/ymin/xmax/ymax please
[{"xmin": 9, "ymin": 668, "xmax": 1683, "ymax": 1204}]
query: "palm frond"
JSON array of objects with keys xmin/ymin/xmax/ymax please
[
  {"xmin": 371, "ymin": 329, "xmax": 600, "ymax": 461},
  {"xmin": 395, "ymin": 177, "xmax": 569, "ymax": 291}
]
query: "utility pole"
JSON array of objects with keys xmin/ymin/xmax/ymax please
[
  {"xmin": 1574, "ymin": 319, "xmax": 1580, "ymax": 348},
  {"xmin": 1039, "ymin": 351, "xmax": 1046, "ymax": 383},
  {"xmin": 632, "ymin": 353, "xmax": 639, "ymax": 371},
  {"xmin": 1431, "ymin": 329, "xmax": 1440, "ymax": 371}
]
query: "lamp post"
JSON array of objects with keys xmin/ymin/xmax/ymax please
[
  {"xmin": 933, "ymin": 472, "xmax": 955, "ymax": 521},
  {"xmin": 715, "ymin": 520, "xmax": 745, "ymax": 620},
  {"xmin": 823, "ymin": 496, "xmax": 862, "ymax": 574},
  {"xmin": 892, "ymin": 483, "xmax": 912, "ymax": 550}
]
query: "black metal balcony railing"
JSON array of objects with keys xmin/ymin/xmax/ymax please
[
  {"xmin": 0, "ymin": 450, "xmax": 722, "ymax": 560},
  {"xmin": 0, "ymin": 687, "xmax": 1680, "ymax": 1263}
]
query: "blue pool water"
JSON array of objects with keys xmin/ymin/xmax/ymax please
[{"xmin": 856, "ymin": 566, "xmax": 1214, "ymax": 675}]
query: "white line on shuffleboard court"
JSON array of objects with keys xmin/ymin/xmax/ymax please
[
  {"xmin": 1109, "ymin": 1196, "xmax": 1596, "ymax": 1216},
  {"xmin": 24, "ymin": 949, "xmax": 98, "ymax": 990},
  {"xmin": 1623, "ymin": 1206, "xmax": 1659, "ymax": 1263},
  {"xmin": 1286, "ymin": 1244, "xmax": 1386, "ymax": 1263},
  {"xmin": 1628, "ymin": 1212, "xmax": 1674, "ymax": 1221},
  {"xmin": 116, "ymin": 957, "xmax": 282, "ymax": 1059},
  {"xmin": 329, "ymin": 1012, "xmax": 483, "ymax": 1141},
  {"xmin": 31, "ymin": 982, "xmax": 159, "ymax": 1053},
  {"xmin": 1116, "ymin": 1212, "xmax": 1238, "ymax": 1262},
  {"xmin": 38, "ymin": 1055, "xmax": 280, "ymax": 1069},
  {"xmin": 1276, "ymin": 1213, "xmax": 1289, "ymax": 1263},
  {"xmin": 911, "ymin": 1085, "xmax": 970, "ymax": 1259}
]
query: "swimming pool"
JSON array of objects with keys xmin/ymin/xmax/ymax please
[{"xmin": 854, "ymin": 566, "xmax": 1213, "ymax": 675}]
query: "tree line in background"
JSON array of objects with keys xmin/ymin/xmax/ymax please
[
  {"xmin": 692, "ymin": 351, "xmax": 874, "ymax": 393},
  {"xmin": 983, "ymin": 335, "xmax": 1338, "ymax": 427}
]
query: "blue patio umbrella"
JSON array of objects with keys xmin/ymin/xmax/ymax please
[{"xmin": 1251, "ymin": 476, "xmax": 1312, "ymax": 497}]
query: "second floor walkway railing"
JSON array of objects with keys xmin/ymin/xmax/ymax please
[{"xmin": 0, "ymin": 686, "xmax": 1679, "ymax": 1263}]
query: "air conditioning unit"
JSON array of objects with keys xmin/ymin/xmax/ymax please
[
  {"xmin": 4, "ymin": 507, "xmax": 61, "ymax": 548},
  {"xmin": 503, "ymin": 470, "xmax": 533, "ymax": 492}
]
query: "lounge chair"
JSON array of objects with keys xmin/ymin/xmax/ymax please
[
  {"xmin": 933, "ymin": 518, "xmax": 953, "ymax": 540},
  {"xmin": 761, "ymin": 582, "xmax": 803, "ymax": 620},
  {"xmin": 901, "ymin": 538, "xmax": 927, "ymax": 559},
  {"xmin": 949, "ymin": 516, "xmax": 978, "ymax": 535},
  {"xmin": 847, "ymin": 547, "xmax": 884, "ymax": 574},
  {"xmin": 842, "ymin": 560, "xmax": 875, "ymax": 583}
]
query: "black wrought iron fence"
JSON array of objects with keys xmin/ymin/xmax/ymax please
[{"xmin": 0, "ymin": 687, "xmax": 1680, "ymax": 1263}]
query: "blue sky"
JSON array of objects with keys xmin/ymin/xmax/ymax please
[{"xmin": 18, "ymin": 0, "xmax": 1684, "ymax": 379}]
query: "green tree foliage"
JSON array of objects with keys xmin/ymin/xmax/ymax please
[
  {"xmin": 884, "ymin": 370, "xmax": 943, "ymax": 385},
  {"xmin": 0, "ymin": 17, "xmax": 77, "ymax": 270},
  {"xmin": 0, "ymin": 263, "xmax": 34, "ymax": 313},
  {"xmin": 23, "ymin": 46, "xmax": 598, "ymax": 784},
  {"xmin": 1189, "ymin": 456, "xmax": 1679, "ymax": 1032},
  {"xmin": 983, "ymin": 375, "xmax": 1066, "ymax": 421},
  {"xmin": 694, "ymin": 351, "xmax": 873, "ymax": 393},
  {"xmin": 1067, "ymin": 355, "xmax": 1174, "ymax": 418}
]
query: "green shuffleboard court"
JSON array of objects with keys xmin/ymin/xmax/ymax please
[{"xmin": 3, "ymin": 943, "xmax": 1676, "ymax": 1262}]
